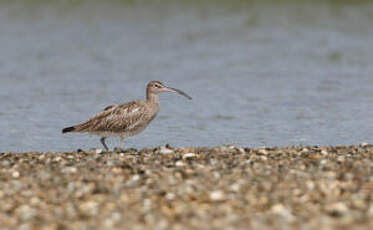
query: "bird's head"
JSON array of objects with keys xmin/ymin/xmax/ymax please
[{"xmin": 147, "ymin": 81, "xmax": 192, "ymax": 100}]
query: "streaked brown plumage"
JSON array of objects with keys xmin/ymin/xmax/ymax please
[{"xmin": 62, "ymin": 81, "xmax": 192, "ymax": 151}]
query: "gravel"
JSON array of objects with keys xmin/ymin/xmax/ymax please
[{"xmin": 0, "ymin": 144, "xmax": 372, "ymax": 230}]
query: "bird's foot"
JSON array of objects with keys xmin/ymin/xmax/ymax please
[{"xmin": 113, "ymin": 147, "xmax": 126, "ymax": 153}]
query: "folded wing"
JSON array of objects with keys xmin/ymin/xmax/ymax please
[{"xmin": 73, "ymin": 101, "xmax": 148, "ymax": 134}]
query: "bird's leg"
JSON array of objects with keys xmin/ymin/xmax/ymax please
[
  {"xmin": 120, "ymin": 136, "xmax": 125, "ymax": 151},
  {"xmin": 100, "ymin": 137, "xmax": 109, "ymax": 152}
]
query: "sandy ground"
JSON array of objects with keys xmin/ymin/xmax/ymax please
[{"xmin": 0, "ymin": 144, "xmax": 372, "ymax": 230}]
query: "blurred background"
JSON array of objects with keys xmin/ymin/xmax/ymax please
[{"xmin": 0, "ymin": 0, "xmax": 372, "ymax": 152}]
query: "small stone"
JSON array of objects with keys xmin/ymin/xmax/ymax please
[
  {"xmin": 165, "ymin": 193, "xmax": 176, "ymax": 200},
  {"xmin": 104, "ymin": 212, "xmax": 122, "ymax": 228},
  {"xmin": 15, "ymin": 205, "xmax": 36, "ymax": 221},
  {"xmin": 218, "ymin": 146, "xmax": 230, "ymax": 152},
  {"xmin": 229, "ymin": 183, "xmax": 241, "ymax": 192},
  {"xmin": 211, "ymin": 172, "xmax": 220, "ymax": 180},
  {"xmin": 238, "ymin": 147, "xmax": 246, "ymax": 154},
  {"xmin": 54, "ymin": 156, "xmax": 62, "ymax": 162},
  {"xmin": 79, "ymin": 201, "xmax": 98, "ymax": 216},
  {"xmin": 1, "ymin": 160, "xmax": 10, "ymax": 167},
  {"xmin": 306, "ymin": 181, "xmax": 315, "ymax": 190},
  {"xmin": 175, "ymin": 161, "xmax": 185, "ymax": 167},
  {"xmin": 352, "ymin": 199, "xmax": 366, "ymax": 209},
  {"xmin": 327, "ymin": 202, "xmax": 349, "ymax": 216},
  {"xmin": 126, "ymin": 174, "xmax": 141, "ymax": 186},
  {"xmin": 321, "ymin": 149, "xmax": 328, "ymax": 155},
  {"xmin": 131, "ymin": 174, "xmax": 141, "ymax": 181},
  {"xmin": 30, "ymin": 197, "xmax": 40, "ymax": 205},
  {"xmin": 143, "ymin": 199, "xmax": 152, "ymax": 211},
  {"xmin": 159, "ymin": 146, "xmax": 174, "ymax": 155},
  {"xmin": 258, "ymin": 148, "xmax": 269, "ymax": 155},
  {"xmin": 271, "ymin": 204, "xmax": 294, "ymax": 221},
  {"xmin": 209, "ymin": 190, "xmax": 225, "ymax": 201},
  {"xmin": 301, "ymin": 148, "xmax": 309, "ymax": 153},
  {"xmin": 112, "ymin": 167, "xmax": 122, "ymax": 174},
  {"xmin": 337, "ymin": 156, "xmax": 345, "ymax": 162},
  {"xmin": 368, "ymin": 205, "xmax": 373, "ymax": 217},
  {"xmin": 360, "ymin": 142, "xmax": 368, "ymax": 147},
  {"xmin": 95, "ymin": 149, "xmax": 103, "ymax": 154},
  {"xmin": 62, "ymin": 167, "xmax": 77, "ymax": 174},
  {"xmin": 183, "ymin": 153, "xmax": 197, "ymax": 159},
  {"xmin": 12, "ymin": 171, "xmax": 20, "ymax": 178}
]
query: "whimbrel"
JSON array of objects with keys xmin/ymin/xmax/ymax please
[{"xmin": 62, "ymin": 81, "xmax": 192, "ymax": 151}]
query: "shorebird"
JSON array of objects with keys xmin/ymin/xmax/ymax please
[{"xmin": 62, "ymin": 81, "xmax": 192, "ymax": 151}]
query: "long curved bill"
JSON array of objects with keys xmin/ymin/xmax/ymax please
[{"xmin": 162, "ymin": 86, "xmax": 192, "ymax": 100}]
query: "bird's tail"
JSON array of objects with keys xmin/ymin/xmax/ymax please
[{"xmin": 62, "ymin": 126, "xmax": 76, "ymax": 134}]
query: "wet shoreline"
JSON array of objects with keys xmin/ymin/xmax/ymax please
[{"xmin": 1, "ymin": 144, "xmax": 373, "ymax": 230}]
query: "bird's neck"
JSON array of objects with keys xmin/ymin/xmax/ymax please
[{"xmin": 146, "ymin": 91, "xmax": 160, "ymax": 105}]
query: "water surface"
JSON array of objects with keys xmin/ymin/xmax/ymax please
[{"xmin": 0, "ymin": 1, "xmax": 372, "ymax": 152}]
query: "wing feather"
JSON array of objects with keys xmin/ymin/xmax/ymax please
[
  {"xmin": 103, "ymin": 105, "xmax": 115, "ymax": 111},
  {"xmin": 74, "ymin": 101, "xmax": 148, "ymax": 133}
]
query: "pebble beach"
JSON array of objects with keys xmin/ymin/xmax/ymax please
[{"xmin": 1, "ymin": 144, "xmax": 372, "ymax": 230}]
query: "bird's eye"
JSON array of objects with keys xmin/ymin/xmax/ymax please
[{"xmin": 155, "ymin": 84, "xmax": 161, "ymax": 88}]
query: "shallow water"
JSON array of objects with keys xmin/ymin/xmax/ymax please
[{"xmin": 0, "ymin": 1, "xmax": 372, "ymax": 152}]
